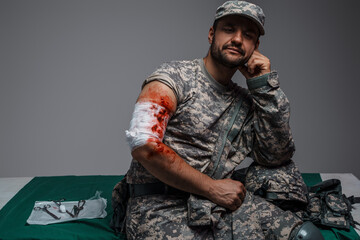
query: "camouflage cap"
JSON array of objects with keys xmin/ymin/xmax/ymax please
[{"xmin": 215, "ymin": 1, "xmax": 265, "ymax": 35}]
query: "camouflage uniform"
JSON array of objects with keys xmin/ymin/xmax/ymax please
[{"xmin": 125, "ymin": 59, "xmax": 302, "ymax": 239}]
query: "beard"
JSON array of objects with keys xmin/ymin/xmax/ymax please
[{"xmin": 210, "ymin": 39, "xmax": 249, "ymax": 68}]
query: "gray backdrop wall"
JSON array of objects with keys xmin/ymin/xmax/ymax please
[{"xmin": 1, "ymin": 0, "xmax": 359, "ymax": 178}]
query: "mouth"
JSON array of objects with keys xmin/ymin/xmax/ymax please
[{"xmin": 224, "ymin": 47, "xmax": 244, "ymax": 55}]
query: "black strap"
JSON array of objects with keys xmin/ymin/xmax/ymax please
[
  {"xmin": 231, "ymin": 167, "xmax": 249, "ymax": 183},
  {"xmin": 128, "ymin": 182, "xmax": 188, "ymax": 197},
  {"xmin": 348, "ymin": 195, "xmax": 360, "ymax": 204},
  {"xmin": 308, "ymin": 179, "xmax": 341, "ymax": 193},
  {"xmin": 210, "ymin": 97, "xmax": 243, "ymax": 178}
]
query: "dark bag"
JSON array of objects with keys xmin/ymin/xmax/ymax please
[
  {"xmin": 110, "ymin": 175, "xmax": 129, "ymax": 235},
  {"xmin": 303, "ymin": 179, "xmax": 359, "ymax": 230},
  {"xmin": 234, "ymin": 160, "xmax": 309, "ymax": 212}
]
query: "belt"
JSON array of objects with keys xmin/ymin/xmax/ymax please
[{"xmin": 128, "ymin": 182, "xmax": 188, "ymax": 197}]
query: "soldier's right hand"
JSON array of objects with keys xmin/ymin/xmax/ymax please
[{"xmin": 207, "ymin": 179, "xmax": 246, "ymax": 211}]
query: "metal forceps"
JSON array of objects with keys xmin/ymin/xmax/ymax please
[
  {"xmin": 33, "ymin": 204, "xmax": 61, "ymax": 220},
  {"xmin": 52, "ymin": 198, "xmax": 75, "ymax": 218},
  {"xmin": 72, "ymin": 200, "xmax": 86, "ymax": 217}
]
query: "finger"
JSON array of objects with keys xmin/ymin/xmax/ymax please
[
  {"xmin": 246, "ymin": 55, "xmax": 260, "ymax": 74},
  {"xmin": 240, "ymin": 189, "xmax": 246, "ymax": 201},
  {"xmin": 249, "ymin": 53, "xmax": 270, "ymax": 67},
  {"xmin": 239, "ymin": 52, "xmax": 266, "ymax": 77},
  {"xmin": 241, "ymin": 184, "xmax": 247, "ymax": 195},
  {"xmin": 234, "ymin": 198, "xmax": 243, "ymax": 209},
  {"xmin": 226, "ymin": 198, "xmax": 239, "ymax": 211},
  {"xmin": 238, "ymin": 190, "xmax": 246, "ymax": 201},
  {"xmin": 247, "ymin": 58, "xmax": 267, "ymax": 74},
  {"xmin": 239, "ymin": 198, "xmax": 243, "ymax": 207},
  {"xmin": 229, "ymin": 205, "xmax": 237, "ymax": 211},
  {"xmin": 246, "ymin": 54, "xmax": 265, "ymax": 67},
  {"xmin": 237, "ymin": 192, "xmax": 244, "ymax": 201},
  {"xmin": 246, "ymin": 59, "xmax": 257, "ymax": 74},
  {"xmin": 238, "ymin": 65, "xmax": 250, "ymax": 79},
  {"xmin": 236, "ymin": 183, "xmax": 246, "ymax": 200},
  {"xmin": 247, "ymin": 51, "xmax": 268, "ymax": 66}
]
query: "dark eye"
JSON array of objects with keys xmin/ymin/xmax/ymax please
[
  {"xmin": 244, "ymin": 32, "xmax": 255, "ymax": 39},
  {"xmin": 223, "ymin": 27, "xmax": 234, "ymax": 33}
]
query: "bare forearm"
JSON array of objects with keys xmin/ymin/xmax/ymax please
[
  {"xmin": 131, "ymin": 140, "xmax": 213, "ymax": 197},
  {"xmin": 132, "ymin": 140, "xmax": 247, "ymax": 210}
]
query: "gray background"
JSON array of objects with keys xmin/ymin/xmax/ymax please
[{"xmin": 1, "ymin": 0, "xmax": 359, "ymax": 178}]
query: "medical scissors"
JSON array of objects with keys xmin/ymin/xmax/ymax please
[
  {"xmin": 52, "ymin": 198, "xmax": 75, "ymax": 218},
  {"xmin": 33, "ymin": 204, "xmax": 61, "ymax": 220},
  {"xmin": 73, "ymin": 200, "xmax": 86, "ymax": 217}
]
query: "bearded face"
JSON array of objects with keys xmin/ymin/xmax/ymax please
[
  {"xmin": 209, "ymin": 15, "xmax": 259, "ymax": 69},
  {"xmin": 210, "ymin": 36, "xmax": 250, "ymax": 68}
]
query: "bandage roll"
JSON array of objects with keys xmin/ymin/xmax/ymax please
[
  {"xmin": 125, "ymin": 102, "xmax": 170, "ymax": 150},
  {"xmin": 59, "ymin": 205, "xmax": 66, "ymax": 213}
]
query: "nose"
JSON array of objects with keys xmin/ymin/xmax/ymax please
[{"xmin": 231, "ymin": 30, "xmax": 243, "ymax": 45}]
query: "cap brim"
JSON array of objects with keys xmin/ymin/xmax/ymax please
[{"xmin": 215, "ymin": 13, "xmax": 265, "ymax": 35}]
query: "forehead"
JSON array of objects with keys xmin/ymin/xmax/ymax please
[{"xmin": 217, "ymin": 15, "xmax": 259, "ymax": 33}]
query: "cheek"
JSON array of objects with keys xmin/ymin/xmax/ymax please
[
  {"xmin": 243, "ymin": 43, "xmax": 256, "ymax": 55},
  {"xmin": 212, "ymin": 33, "xmax": 225, "ymax": 47}
]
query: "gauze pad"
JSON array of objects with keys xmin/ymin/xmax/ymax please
[
  {"xmin": 125, "ymin": 101, "xmax": 170, "ymax": 150},
  {"xmin": 26, "ymin": 191, "xmax": 107, "ymax": 225}
]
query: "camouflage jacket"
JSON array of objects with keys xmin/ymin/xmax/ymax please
[
  {"xmin": 123, "ymin": 59, "xmax": 300, "ymax": 239},
  {"xmin": 127, "ymin": 58, "xmax": 295, "ymax": 184}
]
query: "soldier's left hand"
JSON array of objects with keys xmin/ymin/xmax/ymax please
[{"xmin": 238, "ymin": 50, "xmax": 271, "ymax": 79}]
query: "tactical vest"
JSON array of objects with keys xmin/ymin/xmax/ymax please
[
  {"xmin": 236, "ymin": 162, "xmax": 360, "ymax": 231},
  {"xmin": 301, "ymin": 179, "xmax": 359, "ymax": 230}
]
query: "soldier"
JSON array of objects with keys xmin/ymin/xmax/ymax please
[{"xmin": 115, "ymin": 1, "xmax": 324, "ymax": 239}]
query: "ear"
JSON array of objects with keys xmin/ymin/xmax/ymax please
[
  {"xmin": 208, "ymin": 27, "xmax": 214, "ymax": 44},
  {"xmin": 255, "ymin": 39, "xmax": 260, "ymax": 50}
]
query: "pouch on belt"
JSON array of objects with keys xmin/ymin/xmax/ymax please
[
  {"xmin": 110, "ymin": 175, "xmax": 129, "ymax": 235},
  {"xmin": 235, "ymin": 159, "xmax": 309, "ymax": 212},
  {"xmin": 303, "ymin": 178, "xmax": 359, "ymax": 230}
]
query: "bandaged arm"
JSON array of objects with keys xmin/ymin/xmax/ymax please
[{"xmin": 126, "ymin": 81, "xmax": 245, "ymax": 211}]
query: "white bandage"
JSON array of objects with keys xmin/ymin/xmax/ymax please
[{"xmin": 125, "ymin": 101, "xmax": 170, "ymax": 150}]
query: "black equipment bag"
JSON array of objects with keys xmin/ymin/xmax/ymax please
[{"xmin": 303, "ymin": 179, "xmax": 359, "ymax": 230}]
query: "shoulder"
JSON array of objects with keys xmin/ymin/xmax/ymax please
[
  {"xmin": 155, "ymin": 59, "xmax": 200, "ymax": 73},
  {"xmin": 149, "ymin": 59, "xmax": 201, "ymax": 89},
  {"xmin": 145, "ymin": 59, "xmax": 200, "ymax": 104}
]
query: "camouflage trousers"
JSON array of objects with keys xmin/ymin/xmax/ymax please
[{"xmin": 125, "ymin": 192, "xmax": 302, "ymax": 239}]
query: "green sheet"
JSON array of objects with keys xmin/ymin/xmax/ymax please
[
  {"xmin": 0, "ymin": 174, "xmax": 359, "ymax": 240},
  {"xmin": 0, "ymin": 175, "xmax": 125, "ymax": 240}
]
